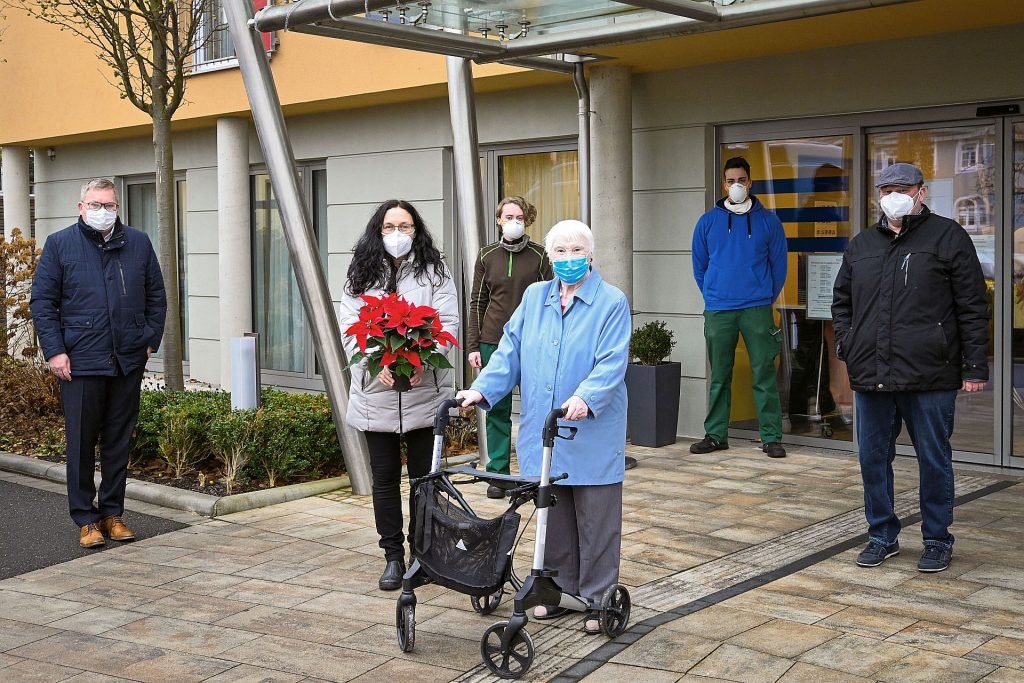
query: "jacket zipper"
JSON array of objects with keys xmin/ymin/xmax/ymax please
[
  {"xmin": 508, "ymin": 251, "xmax": 513, "ymax": 278},
  {"xmin": 117, "ymin": 258, "xmax": 127, "ymax": 295}
]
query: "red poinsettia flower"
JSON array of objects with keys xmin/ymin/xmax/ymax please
[{"xmin": 344, "ymin": 294, "xmax": 459, "ymax": 379}]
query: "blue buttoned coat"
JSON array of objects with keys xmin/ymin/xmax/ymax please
[{"xmin": 471, "ymin": 269, "xmax": 630, "ymax": 486}]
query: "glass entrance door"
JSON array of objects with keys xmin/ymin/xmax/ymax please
[{"xmin": 867, "ymin": 124, "xmax": 997, "ymax": 460}]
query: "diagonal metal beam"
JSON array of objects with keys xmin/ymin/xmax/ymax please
[{"xmin": 615, "ymin": 0, "xmax": 720, "ymax": 22}]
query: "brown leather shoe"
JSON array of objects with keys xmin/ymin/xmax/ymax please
[
  {"xmin": 99, "ymin": 515, "xmax": 136, "ymax": 542},
  {"xmin": 80, "ymin": 523, "xmax": 105, "ymax": 548}
]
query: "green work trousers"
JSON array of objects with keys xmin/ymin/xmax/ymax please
[
  {"xmin": 479, "ymin": 342, "xmax": 513, "ymax": 474},
  {"xmin": 703, "ymin": 305, "xmax": 783, "ymax": 444}
]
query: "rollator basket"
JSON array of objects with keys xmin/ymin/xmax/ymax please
[{"xmin": 412, "ymin": 477, "xmax": 521, "ymax": 596}]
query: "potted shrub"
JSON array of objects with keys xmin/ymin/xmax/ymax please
[{"xmin": 625, "ymin": 320, "xmax": 681, "ymax": 447}]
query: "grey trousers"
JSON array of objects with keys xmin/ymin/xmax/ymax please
[{"xmin": 546, "ymin": 483, "xmax": 622, "ymax": 603}]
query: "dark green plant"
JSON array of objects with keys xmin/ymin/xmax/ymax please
[{"xmin": 629, "ymin": 320, "xmax": 676, "ymax": 366}]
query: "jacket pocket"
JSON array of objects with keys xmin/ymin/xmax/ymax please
[{"xmin": 61, "ymin": 314, "xmax": 93, "ymax": 350}]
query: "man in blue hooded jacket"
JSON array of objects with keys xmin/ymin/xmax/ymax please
[
  {"xmin": 691, "ymin": 157, "xmax": 788, "ymax": 458},
  {"xmin": 30, "ymin": 178, "xmax": 167, "ymax": 548}
]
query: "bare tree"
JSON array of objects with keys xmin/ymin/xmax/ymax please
[{"xmin": 10, "ymin": 0, "xmax": 216, "ymax": 390}]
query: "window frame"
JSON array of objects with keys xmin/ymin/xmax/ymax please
[
  {"xmin": 249, "ymin": 162, "xmax": 328, "ymax": 392},
  {"xmin": 121, "ymin": 173, "xmax": 190, "ymax": 374}
]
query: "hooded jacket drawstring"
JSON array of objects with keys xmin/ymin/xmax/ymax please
[{"xmin": 726, "ymin": 212, "xmax": 753, "ymax": 238}]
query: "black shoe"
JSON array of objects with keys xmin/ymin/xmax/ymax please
[
  {"xmin": 486, "ymin": 484, "xmax": 505, "ymax": 499},
  {"xmin": 762, "ymin": 442, "xmax": 787, "ymax": 458},
  {"xmin": 917, "ymin": 545, "xmax": 952, "ymax": 573},
  {"xmin": 378, "ymin": 560, "xmax": 405, "ymax": 591},
  {"xmin": 856, "ymin": 541, "xmax": 900, "ymax": 567},
  {"xmin": 690, "ymin": 436, "xmax": 728, "ymax": 454}
]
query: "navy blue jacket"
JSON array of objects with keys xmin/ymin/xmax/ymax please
[
  {"xmin": 30, "ymin": 218, "xmax": 167, "ymax": 376},
  {"xmin": 692, "ymin": 196, "xmax": 788, "ymax": 311}
]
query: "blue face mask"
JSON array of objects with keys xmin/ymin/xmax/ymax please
[{"xmin": 552, "ymin": 256, "xmax": 590, "ymax": 285}]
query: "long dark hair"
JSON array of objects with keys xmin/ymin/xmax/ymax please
[{"xmin": 345, "ymin": 199, "xmax": 448, "ymax": 296}]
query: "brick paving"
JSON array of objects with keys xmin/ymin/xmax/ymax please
[{"xmin": 1, "ymin": 439, "xmax": 1023, "ymax": 682}]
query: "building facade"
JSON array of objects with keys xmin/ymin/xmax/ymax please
[{"xmin": 2, "ymin": 0, "xmax": 1024, "ymax": 469}]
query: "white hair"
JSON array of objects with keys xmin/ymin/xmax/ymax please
[
  {"xmin": 80, "ymin": 178, "xmax": 117, "ymax": 201},
  {"xmin": 544, "ymin": 220, "xmax": 595, "ymax": 257}
]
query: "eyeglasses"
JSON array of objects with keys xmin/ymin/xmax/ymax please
[
  {"xmin": 382, "ymin": 223, "xmax": 415, "ymax": 235},
  {"xmin": 83, "ymin": 202, "xmax": 118, "ymax": 211}
]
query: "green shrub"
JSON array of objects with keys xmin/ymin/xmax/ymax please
[
  {"xmin": 209, "ymin": 409, "xmax": 256, "ymax": 494},
  {"xmin": 629, "ymin": 320, "xmax": 676, "ymax": 366},
  {"xmin": 132, "ymin": 387, "xmax": 344, "ymax": 487}
]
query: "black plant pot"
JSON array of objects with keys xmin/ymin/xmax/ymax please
[
  {"xmin": 625, "ymin": 362, "xmax": 681, "ymax": 448},
  {"xmin": 390, "ymin": 365, "xmax": 412, "ymax": 393}
]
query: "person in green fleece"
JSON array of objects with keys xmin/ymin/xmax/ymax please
[
  {"xmin": 691, "ymin": 157, "xmax": 789, "ymax": 459},
  {"xmin": 467, "ymin": 196, "xmax": 553, "ymax": 497}
]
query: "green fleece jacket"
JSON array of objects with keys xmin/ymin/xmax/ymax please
[{"xmin": 467, "ymin": 239, "xmax": 551, "ymax": 353}]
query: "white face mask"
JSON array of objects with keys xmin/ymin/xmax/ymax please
[
  {"xmin": 383, "ymin": 230, "xmax": 413, "ymax": 259},
  {"xmin": 879, "ymin": 189, "xmax": 920, "ymax": 222},
  {"xmin": 728, "ymin": 182, "xmax": 749, "ymax": 204},
  {"xmin": 85, "ymin": 208, "xmax": 117, "ymax": 232},
  {"xmin": 501, "ymin": 220, "xmax": 525, "ymax": 241}
]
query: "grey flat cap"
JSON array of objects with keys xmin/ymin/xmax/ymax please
[{"xmin": 876, "ymin": 162, "xmax": 924, "ymax": 187}]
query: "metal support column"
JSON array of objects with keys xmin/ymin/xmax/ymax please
[
  {"xmin": 445, "ymin": 55, "xmax": 490, "ymax": 463},
  {"xmin": 573, "ymin": 64, "xmax": 591, "ymax": 225},
  {"xmin": 224, "ymin": 0, "xmax": 372, "ymax": 495}
]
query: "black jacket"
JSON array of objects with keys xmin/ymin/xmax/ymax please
[
  {"xmin": 30, "ymin": 219, "xmax": 167, "ymax": 376},
  {"xmin": 831, "ymin": 206, "xmax": 989, "ymax": 392}
]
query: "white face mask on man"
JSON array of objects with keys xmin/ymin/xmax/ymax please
[
  {"xmin": 383, "ymin": 230, "xmax": 413, "ymax": 259},
  {"xmin": 879, "ymin": 189, "xmax": 921, "ymax": 222},
  {"xmin": 85, "ymin": 207, "xmax": 118, "ymax": 232},
  {"xmin": 728, "ymin": 182, "xmax": 749, "ymax": 204}
]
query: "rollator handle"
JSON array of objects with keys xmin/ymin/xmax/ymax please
[{"xmin": 433, "ymin": 398, "xmax": 463, "ymax": 436}]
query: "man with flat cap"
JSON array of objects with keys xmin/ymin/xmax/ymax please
[{"xmin": 832, "ymin": 162, "xmax": 988, "ymax": 573}]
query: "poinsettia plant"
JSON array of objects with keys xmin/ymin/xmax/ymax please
[{"xmin": 344, "ymin": 292, "xmax": 459, "ymax": 380}]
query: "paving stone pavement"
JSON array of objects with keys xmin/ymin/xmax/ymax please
[{"xmin": 2, "ymin": 439, "xmax": 1023, "ymax": 683}]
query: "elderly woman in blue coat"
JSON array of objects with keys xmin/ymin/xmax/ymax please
[{"xmin": 456, "ymin": 219, "xmax": 631, "ymax": 635}]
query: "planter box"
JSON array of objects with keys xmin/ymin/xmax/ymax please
[{"xmin": 625, "ymin": 362, "xmax": 681, "ymax": 448}]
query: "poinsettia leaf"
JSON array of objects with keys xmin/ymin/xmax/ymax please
[{"xmin": 428, "ymin": 353, "xmax": 454, "ymax": 369}]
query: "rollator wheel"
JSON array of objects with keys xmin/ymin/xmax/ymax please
[
  {"xmin": 822, "ymin": 424, "xmax": 834, "ymax": 438},
  {"xmin": 480, "ymin": 621, "xmax": 534, "ymax": 679},
  {"xmin": 471, "ymin": 592, "xmax": 502, "ymax": 615},
  {"xmin": 599, "ymin": 584, "xmax": 631, "ymax": 638},
  {"xmin": 396, "ymin": 603, "xmax": 416, "ymax": 652}
]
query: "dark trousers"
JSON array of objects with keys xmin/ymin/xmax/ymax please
[
  {"xmin": 855, "ymin": 390, "xmax": 957, "ymax": 549},
  {"xmin": 546, "ymin": 483, "xmax": 622, "ymax": 603},
  {"xmin": 363, "ymin": 427, "xmax": 433, "ymax": 563},
  {"xmin": 60, "ymin": 367, "xmax": 145, "ymax": 527}
]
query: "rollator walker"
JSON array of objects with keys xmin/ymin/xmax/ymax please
[{"xmin": 395, "ymin": 401, "xmax": 631, "ymax": 679}]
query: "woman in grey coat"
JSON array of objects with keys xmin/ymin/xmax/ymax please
[{"xmin": 339, "ymin": 199, "xmax": 459, "ymax": 591}]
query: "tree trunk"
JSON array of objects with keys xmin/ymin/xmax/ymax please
[{"xmin": 151, "ymin": 45, "xmax": 184, "ymax": 390}]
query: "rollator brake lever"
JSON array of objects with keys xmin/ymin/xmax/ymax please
[{"xmin": 555, "ymin": 426, "xmax": 578, "ymax": 441}]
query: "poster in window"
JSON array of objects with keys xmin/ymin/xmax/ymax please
[{"xmin": 806, "ymin": 253, "xmax": 845, "ymax": 320}]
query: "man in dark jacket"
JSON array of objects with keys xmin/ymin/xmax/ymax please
[
  {"xmin": 832, "ymin": 162, "xmax": 988, "ymax": 573},
  {"xmin": 30, "ymin": 178, "xmax": 167, "ymax": 548},
  {"xmin": 467, "ymin": 196, "xmax": 551, "ymax": 497},
  {"xmin": 691, "ymin": 157, "xmax": 789, "ymax": 458}
]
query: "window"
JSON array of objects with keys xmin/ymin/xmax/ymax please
[
  {"xmin": 481, "ymin": 143, "xmax": 579, "ymax": 244},
  {"xmin": 955, "ymin": 196, "xmax": 988, "ymax": 233},
  {"xmin": 873, "ymin": 149, "xmax": 896, "ymax": 174},
  {"xmin": 958, "ymin": 141, "xmax": 980, "ymax": 172},
  {"xmin": 721, "ymin": 134, "xmax": 855, "ymax": 443},
  {"xmin": 251, "ymin": 168, "xmax": 328, "ymax": 379},
  {"xmin": 193, "ymin": 0, "xmax": 236, "ymax": 71},
  {"xmin": 126, "ymin": 179, "xmax": 189, "ymax": 362}
]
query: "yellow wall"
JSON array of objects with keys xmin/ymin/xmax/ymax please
[{"xmin": 2, "ymin": 0, "xmax": 1023, "ymax": 146}]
